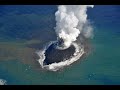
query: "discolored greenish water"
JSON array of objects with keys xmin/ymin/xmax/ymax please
[{"xmin": 0, "ymin": 5, "xmax": 120, "ymax": 85}]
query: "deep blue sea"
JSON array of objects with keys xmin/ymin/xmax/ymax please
[{"xmin": 0, "ymin": 5, "xmax": 120, "ymax": 85}]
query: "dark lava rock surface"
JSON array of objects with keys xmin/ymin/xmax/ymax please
[{"xmin": 43, "ymin": 43, "xmax": 76, "ymax": 65}]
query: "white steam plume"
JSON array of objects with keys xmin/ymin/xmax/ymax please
[{"xmin": 55, "ymin": 5, "xmax": 94, "ymax": 49}]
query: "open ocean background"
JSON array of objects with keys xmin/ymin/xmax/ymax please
[{"xmin": 0, "ymin": 5, "xmax": 120, "ymax": 85}]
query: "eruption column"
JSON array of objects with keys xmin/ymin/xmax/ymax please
[
  {"xmin": 37, "ymin": 5, "xmax": 94, "ymax": 71},
  {"xmin": 55, "ymin": 5, "xmax": 94, "ymax": 49}
]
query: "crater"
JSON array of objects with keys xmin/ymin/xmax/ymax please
[{"xmin": 43, "ymin": 43, "xmax": 76, "ymax": 65}]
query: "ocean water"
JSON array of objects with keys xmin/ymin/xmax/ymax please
[{"xmin": 0, "ymin": 5, "xmax": 120, "ymax": 85}]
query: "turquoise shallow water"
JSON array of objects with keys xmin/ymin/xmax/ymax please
[{"xmin": 0, "ymin": 5, "xmax": 120, "ymax": 85}]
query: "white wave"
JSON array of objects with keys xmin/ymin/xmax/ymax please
[
  {"xmin": 0, "ymin": 79, "xmax": 7, "ymax": 85},
  {"xmin": 37, "ymin": 41, "xmax": 84, "ymax": 71}
]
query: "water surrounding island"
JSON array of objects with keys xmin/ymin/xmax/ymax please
[{"xmin": 0, "ymin": 5, "xmax": 120, "ymax": 85}]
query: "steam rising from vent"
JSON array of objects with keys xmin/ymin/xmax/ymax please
[
  {"xmin": 37, "ymin": 5, "xmax": 94, "ymax": 71},
  {"xmin": 55, "ymin": 5, "xmax": 94, "ymax": 49}
]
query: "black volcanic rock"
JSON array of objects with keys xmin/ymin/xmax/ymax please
[{"xmin": 43, "ymin": 43, "xmax": 76, "ymax": 65}]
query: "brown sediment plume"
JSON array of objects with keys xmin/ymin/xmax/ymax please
[
  {"xmin": 0, "ymin": 40, "xmax": 40, "ymax": 68},
  {"xmin": 75, "ymin": 34, "xmax": 92, "ymax": 62},
  {"xmin": 0, "ymin": 35, "xmax": 92, "ymax": 70}
]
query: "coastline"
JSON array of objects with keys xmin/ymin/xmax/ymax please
[{"xmin": 0, "ymin": 33, "xmax": 92, "ymax": 71}]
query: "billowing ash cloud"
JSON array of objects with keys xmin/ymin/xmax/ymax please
[{"xmin": 55, "ymin": 5, "xmax": 94, "ymax": 49}]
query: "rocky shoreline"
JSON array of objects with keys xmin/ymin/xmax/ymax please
[{"xmin": 0, "ymin": 34, "xmax": 92, "ymax": 70}]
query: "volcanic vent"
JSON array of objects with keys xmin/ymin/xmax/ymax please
[
  {"xmin": 43, "ymin": 41, "xmax": 76, "ymax": 65},
  {"xmin": 37, "ymin": 5, "xmax": 94, "ymax": 71}
]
